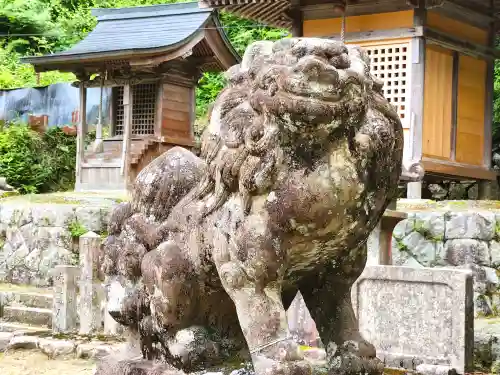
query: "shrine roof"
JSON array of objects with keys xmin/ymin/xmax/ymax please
[{"xmin": 22, "ymin": 1, "xmax": 238, "ymax": 68}]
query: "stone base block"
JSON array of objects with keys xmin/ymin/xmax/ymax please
[{"xmin": 2, "ymin": 306, "xmax": 52, "ymax": 327}]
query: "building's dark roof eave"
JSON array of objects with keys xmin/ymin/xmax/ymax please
[{"xmin": 21, "ymin": 1, "xmax": 218, "ymax": 67}]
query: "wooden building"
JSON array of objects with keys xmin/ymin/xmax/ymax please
[
  {"xmin": 199, "ymin": 0, "xmax": 499, "ymax": 198},
  {"xmin": 23, "ymin": 2, "xmax": 239, "ymax": 192}
]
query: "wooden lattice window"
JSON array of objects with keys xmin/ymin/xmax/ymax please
[
  {"xmin": 364, "ymin": 42, "xmax": 411, "ymax": 125},
  {"xmin": 113, "ymin": 83, "xmax": 157, "ymax": 136}
]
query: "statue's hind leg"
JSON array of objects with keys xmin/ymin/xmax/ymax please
[
  {"xmin": 213, "ymin": 216, "xmax": 311, "ymax": 375},
  {"xmin": 299, "ymin": 242, "xmax": 383, "ymax": 375}
]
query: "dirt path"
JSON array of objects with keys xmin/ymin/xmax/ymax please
[{"xmin": 0, "ymin": 350, "xmax": 95, "ymax": 375}]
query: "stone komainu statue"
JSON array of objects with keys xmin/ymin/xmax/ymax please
[{"xmin": 99, "ymin": 38, "xmax": 403, "ymax": 375}]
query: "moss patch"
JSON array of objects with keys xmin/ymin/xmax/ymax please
[{"xmin": 68, "ymin": 220, "xmax": 88, "ymax": 238}]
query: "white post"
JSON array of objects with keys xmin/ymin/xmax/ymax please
[
  {"xmin": 79, "ymin": 231, "xmax": 104, "ymax": 334},
  {"xmin": 92, "ymin": 76, "xmax": 104, "ymax": 153},
  {"xmin": 120, "ymin": 84, "xmax": 133, "ymax": 187},
  {"xmin": 76, "ymin": 82, "xmax": 87, "ymax": 186},
  {"xmin": 52, "ymin": 265, "xmax": 79, "ymax": 333}
]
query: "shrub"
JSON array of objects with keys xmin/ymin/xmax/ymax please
[
  {"xmin": 0, "ymin": 122, "xmax": 76, "ymax": 194},
  {"xmin": 41, "ymin": 126, "xmax": 77, "ymax": 192}
]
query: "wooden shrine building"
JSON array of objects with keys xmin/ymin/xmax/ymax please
[
  {"xmin": 199, "ymin": 0, "xmax": 499, "ymax": 198},
  {"xmin": 22, "ymin": 2, "xmax": 239, "ymax": 192}
]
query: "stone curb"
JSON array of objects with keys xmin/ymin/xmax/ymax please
[{"xmin": 0, "ymin": 331, "xmax": 124, "ymax": 359}]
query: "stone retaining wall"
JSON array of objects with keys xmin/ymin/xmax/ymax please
[
  {"xmin": 0, "ymin": 195, "xmax": 119, "ymax": 286},
  {"xmin": 392, "ymin": 201, "xmax": 500, "ymax": 317}
]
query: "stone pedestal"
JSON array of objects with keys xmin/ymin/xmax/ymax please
[
  {"xmin": 79, "ymin": 231, "xmax": 104, "ymax": 334},
  {"xmin": 352, "ymin": 265, "xmax": 474, "ymax": 374},
  {"xmin": 52, "ymin": 265, "xmax": 79, "ymax": 333}
]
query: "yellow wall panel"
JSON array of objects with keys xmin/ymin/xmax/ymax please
[
  {"xmin": 303, "ymin": 11, "xmax": 414, "ymax": 37},
  {"xmin": 422, "ymin": 45, "xmax": 453, "ymax": 160},
  {"xmin": 427, "ymin": 11, "xmax": 488, "ymax": 45},
  {"xmin": 455, "ymin": 55, "xmax": 486, "ymax": 166}
]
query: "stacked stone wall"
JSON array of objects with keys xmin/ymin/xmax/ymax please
[
  {"xmin": 0, "ymin": 198, "xmax": 116, "ymax": 286},
  {"xmin": 392, "ymin": 206, "xmax": 500, "ymax": 317}
]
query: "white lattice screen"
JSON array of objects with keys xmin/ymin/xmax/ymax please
[
  {"xmin": 356, "ymin": 40, "xmax": 412, "ymax": 160},
  {"xmin": 364, "ymin": 42, "xmax": 411, "ymax": 126},
  {"xmin": 114, "ymin": 83, "xmax": 157, "ymax": 136}
]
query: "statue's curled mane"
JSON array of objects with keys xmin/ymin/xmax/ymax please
[{"xmin": 190, "ymin": 38, "xmax": 401, "ymax": 217}]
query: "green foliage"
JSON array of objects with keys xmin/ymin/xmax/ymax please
[
  {"xmin": 0, "ymin": 123, "xmax": 76, "ymax": 194},
  {"xmin": 194, "ymin": 11, "xmax": 287, "ymax": 122},
  {"xmin": 0, "ymin": 0, "xmax": 287, "ymax": 119},
  {"xmin": 68, "ymin": 220, "xmax": 88, "ymax": 238},
  {"xmin": 0, "ymin": 123, "xmax": 51, "ymax": 193},
  {"xmin": 41, "ymin": 127, "xmax": 77, "ymax": 192}
]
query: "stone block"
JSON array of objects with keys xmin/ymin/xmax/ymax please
[
  {"xmin": 401, "ymin": 232, "xmax": 436, "ymax": 266},
  {"xmin": 39, "ymin": 338, "xmax": 76, "ymax": 358},
  {"xmin": 3, "ymin": 306, "xmax": 52, "ymax": 327},
  {"xmin": 52, "ymin": 265, "xmax": 79, "ymax": 333},
  {"xmin": 0, "ymin": 332, "xmax": 13, "ymax": 352},
  {"xmin": 7, "ymin": 335, "xmax": 39, "ymax": 350},
  {"xmin": 413, "ymin": 212, "xmax": 445, "ymax": 239},
  {"xmin": 31, "ymin": 205, "xmax": 76, "ymax": 227},
  {"xmin": 445, "ymin": 212, "xmax": 495, "ymax": 241},
  {"xmin": 398, "ymin": 256, "xmax": 425, "ymax": 268},
  {"xmin": 76, "ymin": 342, "xmax": 115, "ymax": 359},
  {"xmin": 392, "ymin": 218, "xmax": 415, "ymax": 240},
  {"xmin": 79, "ymin": 231, "xmax": 104, "ymax": 334},
  {"xmin": 75, "ymin": 207, "xmax": 106, "ymax": 233},
  {"xmin": 490, "ymin": 241, "xmax": 500, "ymax": 267},
  {"xmin": 444, "ymin": 239, "xmax": 490, "ymax": 266},
  {"xmin": 0, "ymin": 205, "xmax": 32, "ymax": 226},
  {"xmin": 352, "ymin": 265, "xmax": 474, "ymax": 374},
  {"xmin": 435, "ymin": 243, "xmax": 446, "ymax": 266}
]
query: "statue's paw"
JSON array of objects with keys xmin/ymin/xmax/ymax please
[{"xmin": 327, "ymin": 341, "xmax": 384, "ymax": 375}]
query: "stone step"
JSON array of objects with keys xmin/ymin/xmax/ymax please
[
  {"xmin": 1, "ymin": 306, "xmax": 52, "ymax": 328},
  {"xmin": 0, "ymin": 321, "xmax": 51, "ymax": 334},
  {"xmin": 1, "ymin": 291, "xmax": 53, "ymax": 309}
]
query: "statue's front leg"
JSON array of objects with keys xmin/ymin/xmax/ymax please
[
  {"xmin": 300, "ymin": 242, "xmax": 383, "ymax": 375},
  {"xmin": 212, "ymin": 219, "xmax": 310, "ymax": 375}
]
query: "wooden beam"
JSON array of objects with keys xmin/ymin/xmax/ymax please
[
  {"xmin": 302, "ymin": 0, "xmax": 412, "ymax": 21},
  {"xmin": 424, "ymin": 27, "xmax": 499, "ymax": 60},
  {"xmin": 203, "ymin": 25, "xmax": 240, "ymax": 69},
  {"xmin": 190, "ymin": 86, "xmax": 196, "ymax": 141},
  {"xmin": 450, "ymin": 51, "xmax": 459, "ymax": 161},
  {"xmin": 407, "ymin": 0, "xmax": 426, "ymax": 199},
  {"xmin": 75, "ymin": 77, "xmax": 160, "ymax": 88},
  {"xmin": 290, "ymin": 0, "xmax": 303, "ymax": 37},
  {"xmin": 328, "ymin": 27, "xmax": 423, "ymax": 43},
  {"xmin": 121, "ymin": 84, "xmax": 133, "ymax": 189},
  {"xmin": 423, "ymin": 158, "xmax": 499, "ymax": 181},
  {"xmin": 129, "ymin": 33, "xmax": 205, "ymax": 68},
  {"xmin": 484, "ymin": 22, "xmax": 495, "ymax": 169},
  {"xmin": 155, "ymin": 82, "xmax": 163, "ymax": 138},
  {"xmin": 431, "ymin": 1, "xmax": 494, "ymax": 29},
  {"xmin": 76, "ymin": 82, "xmax": 87, "ymax": 187}
]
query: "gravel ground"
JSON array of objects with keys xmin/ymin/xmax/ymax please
[{"xmin": 0, "ymin": 350, "xmax": 96, "ymax": 375}]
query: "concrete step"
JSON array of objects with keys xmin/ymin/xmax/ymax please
[
  {"xmin": 2, "ymin": 306, "xmax": 52, "ymax": 328},
  {"xmin": 0, "ymin": 321, "xmax": 51, "ymax": 334},
  {"xmin": 1, "ymin": 291, "xmax": 53, "ymax": 309}
]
